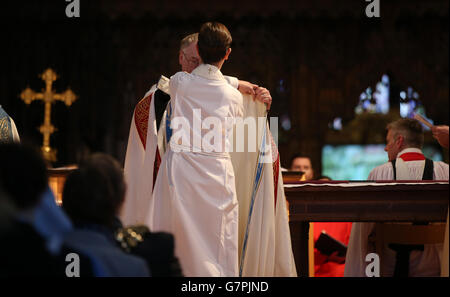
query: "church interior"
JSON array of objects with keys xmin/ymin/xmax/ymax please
[{"xmin": 0, "ymin": 0, "xmax": 448, "ymax": 281}]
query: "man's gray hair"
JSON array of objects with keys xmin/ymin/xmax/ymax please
[
  {"xmin": 180, "ymin": 33, "xmax": 198, "ymax": 50},
  {"xmin": 386, "ymin": 118, "xmax": 424, "ymax": 149}
]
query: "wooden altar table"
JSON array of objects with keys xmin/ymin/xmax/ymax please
[{"xmin": 284, "ymin": 181, "xmax": 449, "ymax": 277}]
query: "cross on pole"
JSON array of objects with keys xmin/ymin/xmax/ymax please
[{"xmin": 20, "ymin": 68, "xmax": 77, "ymax": 163}]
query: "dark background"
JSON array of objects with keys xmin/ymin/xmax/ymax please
[{"xmin": 0, "ymin": 0, "xmax": 448, "ymax": 173}]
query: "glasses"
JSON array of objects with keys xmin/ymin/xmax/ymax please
[{"xmin": 182, "ymin": 51, "xmax": 200, "ymax": 66}]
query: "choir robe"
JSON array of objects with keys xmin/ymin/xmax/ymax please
[
  {"xmin": 150, "ymin": 64, "xmax": 243, "ymax": 276},
  {"xmin": 345, "ymin": 148, "xmax": 449, "ymax": 277}
]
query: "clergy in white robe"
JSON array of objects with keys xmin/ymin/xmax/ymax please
[
  {"xmin": 345, "ymin": 118, "xmax": 449, "ymax": 277},
  {"xmin": 122, "ymin": 24, "xmax": 293, "ymax": 276},
  {"xmin": 150, "ymin": 69, "xmax": 297, "ymax": 277},
  {"xmin": 151, "ymin": 63, "xmax": 244, "ymax": 276},
  {"xmin": 120, "ymin": 75, "xmax": 241, "ymax": 228},
  {"xmin": 120, "ymin": 80, "xmax": 172, "ymax": 228},
  {"xmin": 119, "ymin": 33, "xmax": 246, "ymax": 229},
  {"xmin": 125, "ymin": 78, "xmax": 296, "ymax": 277},
  {"xmin": 120, "ymin": 33, "xmax": 201, "ymax": 228}
]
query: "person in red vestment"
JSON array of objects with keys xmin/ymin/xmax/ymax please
[
  {"xmin": 290, "ymin": 157, "xmax": 352, "ymax": 277},
  {"xmin": 312, "ymin": 176, "xmax": 352, "ymax": 277},
  {"xmin": 313, "ymin": 221, "xmax": 353, "ymax": 277}
]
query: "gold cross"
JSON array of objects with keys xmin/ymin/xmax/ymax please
[
  {"xmin": 20, "ymin": 68, "xmax": 77, "ymax": 163},
  {"xmin": 208, "ymin": 67, "xmax": 213, "ymax": 74}
]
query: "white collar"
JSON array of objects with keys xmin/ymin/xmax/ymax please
[
  {"xmin": 191, "ymin": 64, "xmax": 225, "ymax": 81},
  {"xmin": 395, "ymin": 148, "xmax": 425, "ymax": 180},
  {"xmin": 396, "ymin": 147, "xmax": 423, "ymax": 158}
]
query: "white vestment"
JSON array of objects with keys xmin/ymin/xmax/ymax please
[
  {"xmin": 151, "ymin": 64, "xmax": 243, "ymax": 277},
  {"xmin": 120, "ymin": 85, "xmax": 160, "ymax": 227},
  {"xmin": 345, "ymin": 148, "xmax": 449, "ymax": 277},
  {"xmin": 122, "ymin": 66, "xmax": 296, "ymax": 276},
  {"xmin": 121, "ymin": 75, "xmax": 238, "ymax": 229},
  {"xmin": 229, "ymin": 96, "xmax": 297, "ymax": 277}
]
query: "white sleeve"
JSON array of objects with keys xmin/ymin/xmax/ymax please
[
  {"xmin": 368, "ymin": 163, "xmax": 393, "ymax": 180},
  {"xmin": 433, "ymin": 161, "xmax": 449, "ymax": 180},
  {"xmin": 10, "ymin": 117, "xmax": 20, "ymax": 143},
  {"xmin": 344, "ymin": 222, "xmax": 376, "ymax": 276},
  {"xmin": 367, "ymin": 168, "xmax": 378, "ymax": 180},
  {"xmin": 224, "ymin": 75, "xmax": 239, "ymax": 89}
]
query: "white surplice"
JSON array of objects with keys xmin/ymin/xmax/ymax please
[
  {"xmin": 151, "ymin": 64, "xmax": 243, "ymax": 277},
  {"xmin": 345, "ymin": 148, "xmax": 449, "ymax": 277},
  {"xmin": 120, "ymin": 85, "xmax": 159, "ymax": 228}
]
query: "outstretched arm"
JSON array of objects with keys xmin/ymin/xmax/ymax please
[
  {"xmin": 232, "ymin": 78, "xmax": 273, "ymax": 110},
  {"xmin": 432, "ymin": 125, "xmax": 449, "ymax": 149},
  {"xmin": 237, "ymin": 80, "xmax": 257, "ymax": 95}
]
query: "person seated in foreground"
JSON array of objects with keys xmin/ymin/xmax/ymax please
[{"xmin": 62, "ymin": 153, "xmax": 150, "ymax": 277}]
